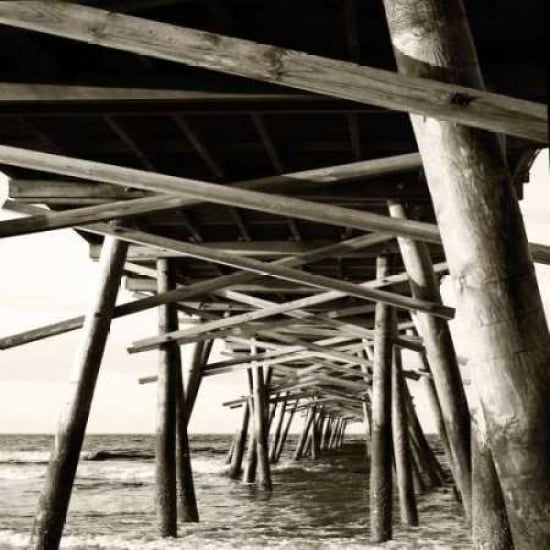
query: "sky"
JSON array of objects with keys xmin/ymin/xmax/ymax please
[{"xmin": 0, "ymin": 149, "xmax": 548, "ymax": 434}]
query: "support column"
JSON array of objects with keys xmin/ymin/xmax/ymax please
[
  {"xmin": 383, "ymin": 1, "xmax": 550, "ymax": 546},
  {"xmin": 293, "ymin": 408, "xmax": 314, "ymax": 460},
  {"xmin": 369, "ymin": 255, "xmax": 394, "ymax": 543},
  {"xmin": 269, "ymin": 395, "xmax": 287, "ymax": 463},
  {"xmin": 388, "ymin": 201, "xmax": 471, "ymax": 516},
  {"xmin": 252, "ymin": 365, "xmax": 272, "ymax": 490},
  {"xmin": 229, "ymin": 402, "xmax": 250, "ymax": 479},
  {"xmin": 30, "ymin": 235, "xmax": 128, "ymax": 550},
  {"xmin": 471, "ymin": 393, "xmax": 513, "ymax": 550},
  {"xmin": 184, "ymin": 340, "xmax": 212, "ymax": 421},
  {"xmin": 274, "ymin": 399, "xmax": 298, "ymax": 462},
  {"xmin": 242, "ymin": 395, "xmax": 257, "ymax": 484},
  {"xmin": 156, "ymin": 259, "xmax": 179, "ymax": 535},
  {"xmin": 392, "ymin": 347, "xmax": 418, "ymax": 526}
]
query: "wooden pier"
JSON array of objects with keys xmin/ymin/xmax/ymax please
[{"xmin": 0, "ymin": 1, "xmax": 547, "ymax": 548}]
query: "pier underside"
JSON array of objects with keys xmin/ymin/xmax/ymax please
[{"xmin": 0, "ymin": 1, "xmax": 547, "ymax": 548}]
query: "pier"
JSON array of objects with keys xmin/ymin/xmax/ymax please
[{"xmin": 0, "ymin": 1, "xmax": 547, "ymax": 548}]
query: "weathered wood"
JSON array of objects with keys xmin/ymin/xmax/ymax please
[
  {"xmin": 403, "ymin": 384, "xmax": 444, "ymax": 488},
  {"xmin": 369, "ymin": 255, "xmax": 394, "ymax": 543},
  {"xmin": 0, "ymin": 83, "xmax": 315, "ymax": 103},
  {"xmin": 174, "ymin": 344, "xmax": 199, "ymax": 523},
  {"xmin": 383, "ymin": 1, "xmax": 550, "ymax": 545},
  {"xmin": 391, "ymin": 347, "xmax": 418, "ymax": 526},
  {"xmin": 274, "ymin": 400, "xmax": 298, "ymax": 462},
  {"xmin": 0, "ymin": 145, "xmax": 440, "ymax": 243},
  {"xmin": 229, "ymin": 402, "xmax": 250, "ymax": 479},
  {"xmin": 155, "ymin": 259, "xmax": 178, "ymax": 536},
  {"xmin": 184, "ymin": 340, "xmax": 212, "ymax": 422},
  {"xmin": 29, "ymin": 234, "xmax": 128, "ymax": 550},
  {"xmin": 293, "ymin": 409, "xmax": 314, "ymax": 460},
  {"xmin": 0, "ymin": 3, "xmax": 545, "ymax": 141},
  {"xmin": 242, "ymin": 395, "xmax": 257, "ymax": 484},
  {"xmin": 471, "ymin": 393, "xmax": 513, "ymax": 550},
  {"xmin": 251, "ymin": 361, "xmax": 272, "ymax": 491},
  {"xmin": 269, "ymin": 395, "xmax": 287, "ymax": 463},
  {"xmin": 388, "ymin": 201, "xmax": 471, "ymax": 517}
]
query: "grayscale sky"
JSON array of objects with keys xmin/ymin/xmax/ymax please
[{"xmin": 0, "ymin": 150, "xmax": 548, "ymax": 434}]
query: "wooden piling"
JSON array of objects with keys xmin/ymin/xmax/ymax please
[
  {"xmin": 225, "ymin": 438, "xmax": 235, "ymax": 465},
  {"xmin": 229, "ymin": 402, "xmax": 250, "ymax": 479},
  {"xmin": 328, "ymin": 418, "xmax": 341, "ymax": 449},
  {"xmin": 29, "ymin": 235, "xmax": 128, "ymax": 550},
  {"xmin": 242, "ymin": 397, "xmax": 257, "ymax": 484},
  {"xmin": 293, "ymin": 408, "xmax": 314, "ymax": 460},
  {"xmin": 155, "ymin": 258, "xmax": 179, "ymax": 536},
  {"xmin": 388, "ymin": 201, "xmax": 471, "ymax": 516},
  {"xmin": 274, "ymin": 399, "xmax": 298, "ymax": 462},
  {"xmin": 174, "ymin": 345, "xmax": 199, "ymax": 523},
  {"xmin": 383, "ymin": 1, "xmax": 550, "ymax": 545},
  {"xmin": 252, "ymin": 365, "xmax": 272, "ymax": 491},
  {"xmin": 369, "ymin": 255, "xmax": 394, "ymax": 543},
  {"xmin": 392, "ymin": 347, "xmax": 418, "ymax": 526},
  {"xmin": 471, "ymin": 394, "xmax": 513, "ymax": 550},
  {"xmin": 269, "ymin": 396, "xmax": 287, "ymax": 463}
]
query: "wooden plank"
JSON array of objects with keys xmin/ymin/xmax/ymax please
[
  {"xmin": 4, "ymin": 148, "xmax": 550, "ymax": 268},
  {"xmin": 0, "ymin": 2, "xmax": 544, "ymax": 141},
  {"xmin": 9, "ymin": 152, "xmax": 423, "ymax": 200},
  {"xmin": 0, "ymin": 145, "xmax": 439, "ymax": 243},
  {"xmin": 0, "ymin": 82, "xmax": 322, "ymax": 103}
]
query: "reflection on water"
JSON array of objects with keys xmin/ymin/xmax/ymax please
[{"xmin": 0, "ymin": 434, "xmax": 471, "ymax": 549}]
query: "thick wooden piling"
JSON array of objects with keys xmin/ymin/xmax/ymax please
[
  {"xmin": 471, "ymin": 394, "xmax": 513, "ymax": 550},
  {"xmin": 392, "ymin": 347, "xmax": 418, "ymax": 526},
  {"xmin": 252, "ymin": 365, "xmax": 272, "ymax": 491},
  {"xmin": 388, "ymin": 201, "xmax": 471, "ymax": 515},
  {"xmin": 383, "ymin": 1, "xmax": 550, "ymax": 545},
  {"xmin": 229, "ymin": 402, "xmax": 250, "ymax": 479},
  {"xmin": 369, "ymin": 255, "xmax": 394, "ymax": 543},
  {"xmin": 29, "ymin": 235, "xmax": 128, "ymax": 550},
  {"xmin": 155, "ymin": 258, "xmax": 179, "ymax": 536}
]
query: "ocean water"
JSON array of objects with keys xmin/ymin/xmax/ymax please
[{"xmin": 0, "ymin": 434, "xmax": 471, "ymax": 549}]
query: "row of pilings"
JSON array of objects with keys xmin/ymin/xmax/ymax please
[{"xmin": 25, "ymin": 242, "xmax": 515, "ymax": 550}]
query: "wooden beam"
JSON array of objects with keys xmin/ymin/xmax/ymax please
[
  {"xmin": 7, "ymin": 152, "xmax": 423, "ymax": 203},
  {"xmin": 3, "ymin": 147, "xmax": 550, "ymax": 267},
  {"xmin": 0, "ymin": 210, "xmax": 397, "ymax": 349},
  {"xmin": 0, "ymin": 145, "xmax": 440, "ymax": 244},
  {"xmin": 0, "ymin": 2, "xmax": 544, "ymax": 141},
  {"xmin": 0, "ymin": 84, "xmax": 310, "ymax": 103},
  {"xmin": 94, "ymin": 241, "xmax": 390, "ymax": 260}
]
